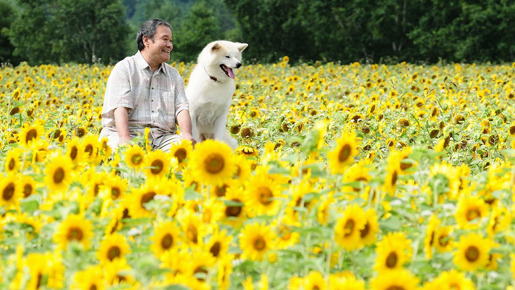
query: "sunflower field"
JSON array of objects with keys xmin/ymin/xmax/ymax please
[{"xmin": 0, "ymin": 59, "xmax": 515, "ymax": 289}]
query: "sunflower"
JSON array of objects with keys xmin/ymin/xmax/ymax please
[
  {"xmin": 81, "ymin": 134, "xmax": 100, "ymax": 164},
  {"xmin": 453, "ymin": 233, "xmax": 495, "ymax": 271},
  {"xmin": 97, "ymin": 233, "xmax": 131, "ymax": 264},
  {"xmin": 103, "ymin": 258, "xmax": 137, "ymax": 287},
  {"xmin": 206, "ymin": 229, "xmax": 232, "ymax": 260},
  {"xmin": 232, "ymin": 154, "xmax": 252, "ymax": 183},
  {"xmin": 71, "ymin": 265, "xmax": 105, "ymax": 290},
  {"xmin": 150, "ymin": 221, "xmax": 180, "ymax": 257},
  {"xmin": 341, "ymin": 160, "xmax": 372, "ymax": 196},
  {"xmin": 200, "ymin": 198, "xmax": 224, "ymax": 224},
  {"xmin": 334, "ymin": 204, "xmax": 366, "ymax": 250},
  {"xmin": 44, "ymin": 154, "xmax": 74, "ymax": 192},
  {"xmin": 370, "ymin": 269, "xmax": 420, "ymax": 290},
  {"xmin": 433, "ymin": 225, "xmax": 453, "ymax": 253},
  {"xmin": 124, "ymin": 144, "xmax": 146, "ymax": 170},
  {"xmin": 431, "ymin": 269, "xmax": 475, "ymax": 290},
  {"xmin": 23, "ymin": 252, "xmax": 50, "ymax": 290},
  {"xmin": 317, "ymin": 195, "xmax": 335, "ymax": 226},
  {"xmin": 66, "ymin": 137, "xmax": 85, "ymax": 166},
  {"xmin": 454, "ymin": 195, "xmax": 489, "ymax": 230},
  {"xmin": 487, "ymin": 205, "xmax": 512, "ymax": 236},
  {"xmin": 18, "ymin": 121, "xmax": 45, "ymax": 148},
  {"xmin": 184, "ymin": 250, "xmax": 216, "ymax": 285},
  {"xmin": 53, "ymin": 214, "xmax": 94, "ymax": 250},
  {"xmin": 129, "ymin": 180, "xmax": 166, "ymax": 218},
  {"xmin": 327, "ymin": 130, "xmax": 359, "ymax": 174},
  {"xmin": 189, "ymin": 139, "xmax": 236, "ymax": 186},
  {"xmin": 374, "ymin": 232, "xmax": 412, "ymax": 272},
  {"xmin": 221, "ymin": 186, "xmax": 247, "ymax": 227},
  {"xmin": 142, "ymin": 149, "xmax": 172, "ymax": 178},
  {"xmin": 274, "ymin": 216, "xmax": 300, "ymax": 249},
  {"xmin": 329, "ymin": 274, "xmax": 365, "ymax": 290},
  {"xmin": 359, "ymin": 208, "xmax": 379, "ymax": 246},
  {"xmin": 0, "ymin": 174, "xmax": 22, "ymax": 210},
  {"xmin": 245, "ymin": 172, "xmax": 283, "ymax": 216},
  {"xmin": 428, "ymin": 162, "xmax": 460, "ymax": 202},
  {"xmin": 170, "ymin": 139, "xmax": 193, "ymax": 169},
  {"xmin": 4, "ymin": 148, "xmax": 23, "ymax": 173},
  {"xmin": 100, "ymin": 175, "xmax": 128, "ymax": 201},
  {"xmin": 424, "ymin": 214, "xmax": 440, "ymax": 259},
  {"xmin": 236, "ymin": 145, "xmax": 259, "ymax": 157},
  {"xmin": 303, "ymin": 271, "xmax": 327, "ymax": 290},
  {"xmin": 239, "ymin": 222, "xmax": 276, "ymax": 262},
  {"xmin": 179, "ymin": 211, "xmax": 205, "ymax": 247}
]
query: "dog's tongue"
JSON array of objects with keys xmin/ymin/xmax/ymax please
[{"xmin": 227, "ymin": 67, "xmax": 235, "ymax": 79}]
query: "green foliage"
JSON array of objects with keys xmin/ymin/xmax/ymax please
[{"xmin": 0, "ymin": 0, "xmax": 19, "ymax": 65}]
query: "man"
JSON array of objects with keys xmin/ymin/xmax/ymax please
[{"xmin": 100, "ymin": 18, "xmax": 196, "ymax": 151}]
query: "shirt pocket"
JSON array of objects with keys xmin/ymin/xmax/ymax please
[{"xmin": 162, "ymin": 91, "xmax": 176, "ymax": 123}]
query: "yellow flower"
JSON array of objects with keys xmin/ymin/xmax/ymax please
[
  {"xmin": 424, "ymin": 215, "xmax": 440, "ymax": 259},
  {"xmin": 239, "ymin": 223, "xmax": 275, "ymax": 262},
  {"xmin": 81, "ymin": 134, "xmax": 101, "ymax": 163},
  {"xmin": 359, "ymin": 208, "xmax": 379, "ymax": 246},
  {"xmin": 142, "ymin": 149, "xmax": 172, "ymax": 178},
  {"xmin": 0, "ymin": 174, "xmax": 22, "ymax": 210},
  {"xmin": 245, "ymin": 172, "xmax": 283, "ymax": 216},
  {"xmin": 124, "ymin": 144, "xmax": 146, "ymax": 170},
  {"xmin": 329, "ymin": 274, "xmax": 365, "ymax": 289},
  {"xmin": 221, "ymin": 186, "xmax": 247, "ymax": 227},
  {"xmin": 189, "ymin": 139, "xmax": 236, "ymax": 186},
  {"xmin": 97, "ymin": 233, "xmax": 131, "ymax": 264},
  {"xmin": 4, "ymin": 148, "xmax": 23, "ymax": 173},
  {"xmin": 44, "ymin": 154, "xmax": 74, "ymax": 192},
  {"xmin": 486, "ymin": 205, "xmax": 512, "ymax": 236},
  {"xmin": 453, "ymin": 233, "xmax": 495, "ymax": 271},
  {"xmin": 274, "ymin": 216, "xmax": 300, "ymax": 249},
  {"xmin": 303, "ymin": 271, "xmax": 327, "ymax": 290},
  {"xmin": 370, "ymin": 269, "xmax": 420, "ymax": 290},
  {"xmin": 170, "ymin": 138, "xmax": 193, "ymax": 169},
  {"xmin": 100, "ymin": 174, "xmax": 127, "ymax": 202},
  {"xmin": 128, "ymin": 180, "xmax": 166, "ymax": 218},
  {"xmin": 53, "ymin": 214, "xmax": 93, "ymax": 250},
  {"xmin": 454, "ymin": 195, "xmax": 489, "ymax": 230},
  {"xmin": 150, "ymin": 221, "xmax": 180, "ymax": 257},
  {"xmin": 205, "ymin": 229, "xmax": 232, "ymax": 260},
  {"xmin": 18, "ymin": 121, "xmax": 45, "ymax": 148},
  {"xmin": 374, "ymin": 232, "xmax": 412, "ymax": 272},
  {"xmin": 327, "ymin": 130, "xmax": 359, "ymax": 174},
  {"xmin": 433, "ymin": 225, "xmax": 453, "ymax": 253},
  {"xmin": 65, "ymin": 137, "xmax": 85, "ymax": 166},
  {"xmin": 71, "ymin": 265, "xmax": 105, "ymax": 290},
  {"xmin": 334, "ymin": 204, "xmax": 366, "ymax": 250},
  {"xmin": 430, "ymin": 269, "xmax": 475, "ymax": 289},
  {"xmin": 236, "ymin": 145, "xmax": 259, "ymax": 157},
  {"xmin": 179, "ymin": 211, "xmax": 205, "ymax": 247}
]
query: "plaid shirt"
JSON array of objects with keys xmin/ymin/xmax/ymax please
[{"xmin": 101, "ymin": 51, "xmax": 189, "ymax": 139}]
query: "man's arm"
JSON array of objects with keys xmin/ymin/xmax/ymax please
[
  {"xmin": 177, "ymin": 109, "xmax": 196, "ymax": 145},
  {"xmin": 114, "ymin": 107, "xmax": 131, "ymax": 145}
]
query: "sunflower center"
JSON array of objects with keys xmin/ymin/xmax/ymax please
[
  {"xmin": 70, "ymin": 146, "xmax": 78, "ymax": 160},
  {"xmin": 140, "ymin": 191, "xmax": 156, "ymax": 207},
  {"xmin": 210, "ymin": 241, "xmax": 221, "ymax": 257},
  {"xmin": 359, "ymin": 222, "xmax": 370, "ymax": 238},
  {"xmin": 343, "ymin": 219, "xmax": 355, "ymax": 237},
  {"xmin": 258, "ymin": 187, "xmax": 273, "ymax": 205},
  {"xmin": 85, "ymin": 144, "xmax": 94, "ymax": 157},
  {"xmin": 400, "ymin": 157, "xmax": 412, "ymax": 171},
  {"xmin": 204, "ymin": 153, "xmax": 225, "ymax": 174},
  {"xmin": 161, "ymin": 233, "xmax": 174, "ymax": 249},
  {"xmin": 465, "ymin": 246, "xmax": 479, "ymax": 262},
  {"xmin": 225, "ymin": 199, "xmax": 242, "ymax": 217},
  {"xmin": 391, "ymin": 170, "xmax": 398, "ymax": 186},
  {"xmin": 338, "ymin": 144, "xmax": 352, "ymax": 163},
  {"xmin": 2, "ymin": 182, "xmax": 15, "ymax": 201},
  {"xmin": 111, "ymin": 187, "xmax": 121, "ymax": 199},
  {"xmin": 438, "ymin": 235, "xmax": 449, "ymax": 247},
  {"xmin": 107, "ymin": 246, "xmax": 121, "ymax": 261},
  {"xmin": 150, "ymin": 159, "xmax": 164, "ymax": 174},
  {"xmin": 23, "ymin": 183, "xmax": 33, "ymax": 198},
  {"xmin": 253, "ymin": 237, "xmax": 266, "ymax": 251},
  {"xmin": 8, "ymin": 158, "xmax": 15, "ymax": 171},
  {"xmin": 26, "ymin": 128, "xmax": 38, "ymax": 143},
  {"xmin": 187, "ymin": 224, "xmax": 198, "ymax": 244},
  {"xmin": 194, "ymin": 266, "xmax": 208, "ymax": 281},
  {"xmin": 90, "ymin": 284, "xmax": 98, "ymax": 290},
  {"xmin": 174, "ymin": 148, "xmax": 187, "ymax": 163},
  {"xmin": 131, "ymin": 154, "xmax": 143, "ymax": 165},
  {"xmin": 386, "ymin": 286, "xmax": 405, "ymax": 290},
  {"xmin": 67, "ymin": 227, "xmax": 84, "ymax": 241},
  {"xmin": 215, "ymin": 184, "xmax": 228, "ymax": 197},
  {"xmin": 386, "ymin": 251, "xmax": 398, "ymax": 268},
  {"xmin": 53, "ymin": 167, "xmax": 65, "ymax": 184},
  {"xmin": 466, "ymin": 208, "xmax": 480, "ymax": 221}
]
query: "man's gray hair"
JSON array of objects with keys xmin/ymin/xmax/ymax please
[{"xmin": 136, "ymin": 19, "xmax": 172, "ymax": 51}]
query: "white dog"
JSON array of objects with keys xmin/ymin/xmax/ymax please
[{"xmin": 185, "ymin": 40, "xmax": 248, "ymax": 149}]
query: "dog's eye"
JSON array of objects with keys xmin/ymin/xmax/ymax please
[{"xmin": 225, "ymin": 56, "xmax": 230, "ymax": 58}]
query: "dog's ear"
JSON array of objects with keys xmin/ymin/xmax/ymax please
[
  {"xmin": 211, "ymin": 43, "xmax": 221, "ymax": 52},
  {"xmin": 237, "ymin": 43, "xmax": 248, "ymax": 52}
]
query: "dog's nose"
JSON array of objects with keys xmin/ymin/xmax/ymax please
[{"xmin": 236, "ymin": 62, "xmax": 241, "ymax": 68}]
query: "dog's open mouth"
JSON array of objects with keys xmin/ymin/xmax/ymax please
[{"xmin": 220, "ymin": 64, "xmax": 235, "ymax": 79}]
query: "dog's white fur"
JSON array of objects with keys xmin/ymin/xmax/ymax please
[{"xmin": 186, "ymin": 40, "xmax": 248, "ymax": 149}]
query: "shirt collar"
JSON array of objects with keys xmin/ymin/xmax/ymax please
[{"xmin": 135, "ymin": 51, "xmax": 167, "ymax": 75}]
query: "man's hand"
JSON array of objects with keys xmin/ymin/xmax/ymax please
[{"xmin": 181, "ymin": 133, "xmax": 197, "ymax": 146}]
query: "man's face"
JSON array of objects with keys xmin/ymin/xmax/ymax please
[{"xmin": 144, "ymin": 25, "xmax": 173, "ymax": 64}]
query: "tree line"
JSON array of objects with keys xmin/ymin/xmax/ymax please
[{"xmin": 1, "ymin": 0, "xmax": 513, "ymax": 66}]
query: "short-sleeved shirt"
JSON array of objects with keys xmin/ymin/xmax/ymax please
[{"xmin": 100, "ymin": 51, "xmax": 189, "ymax": 140}]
